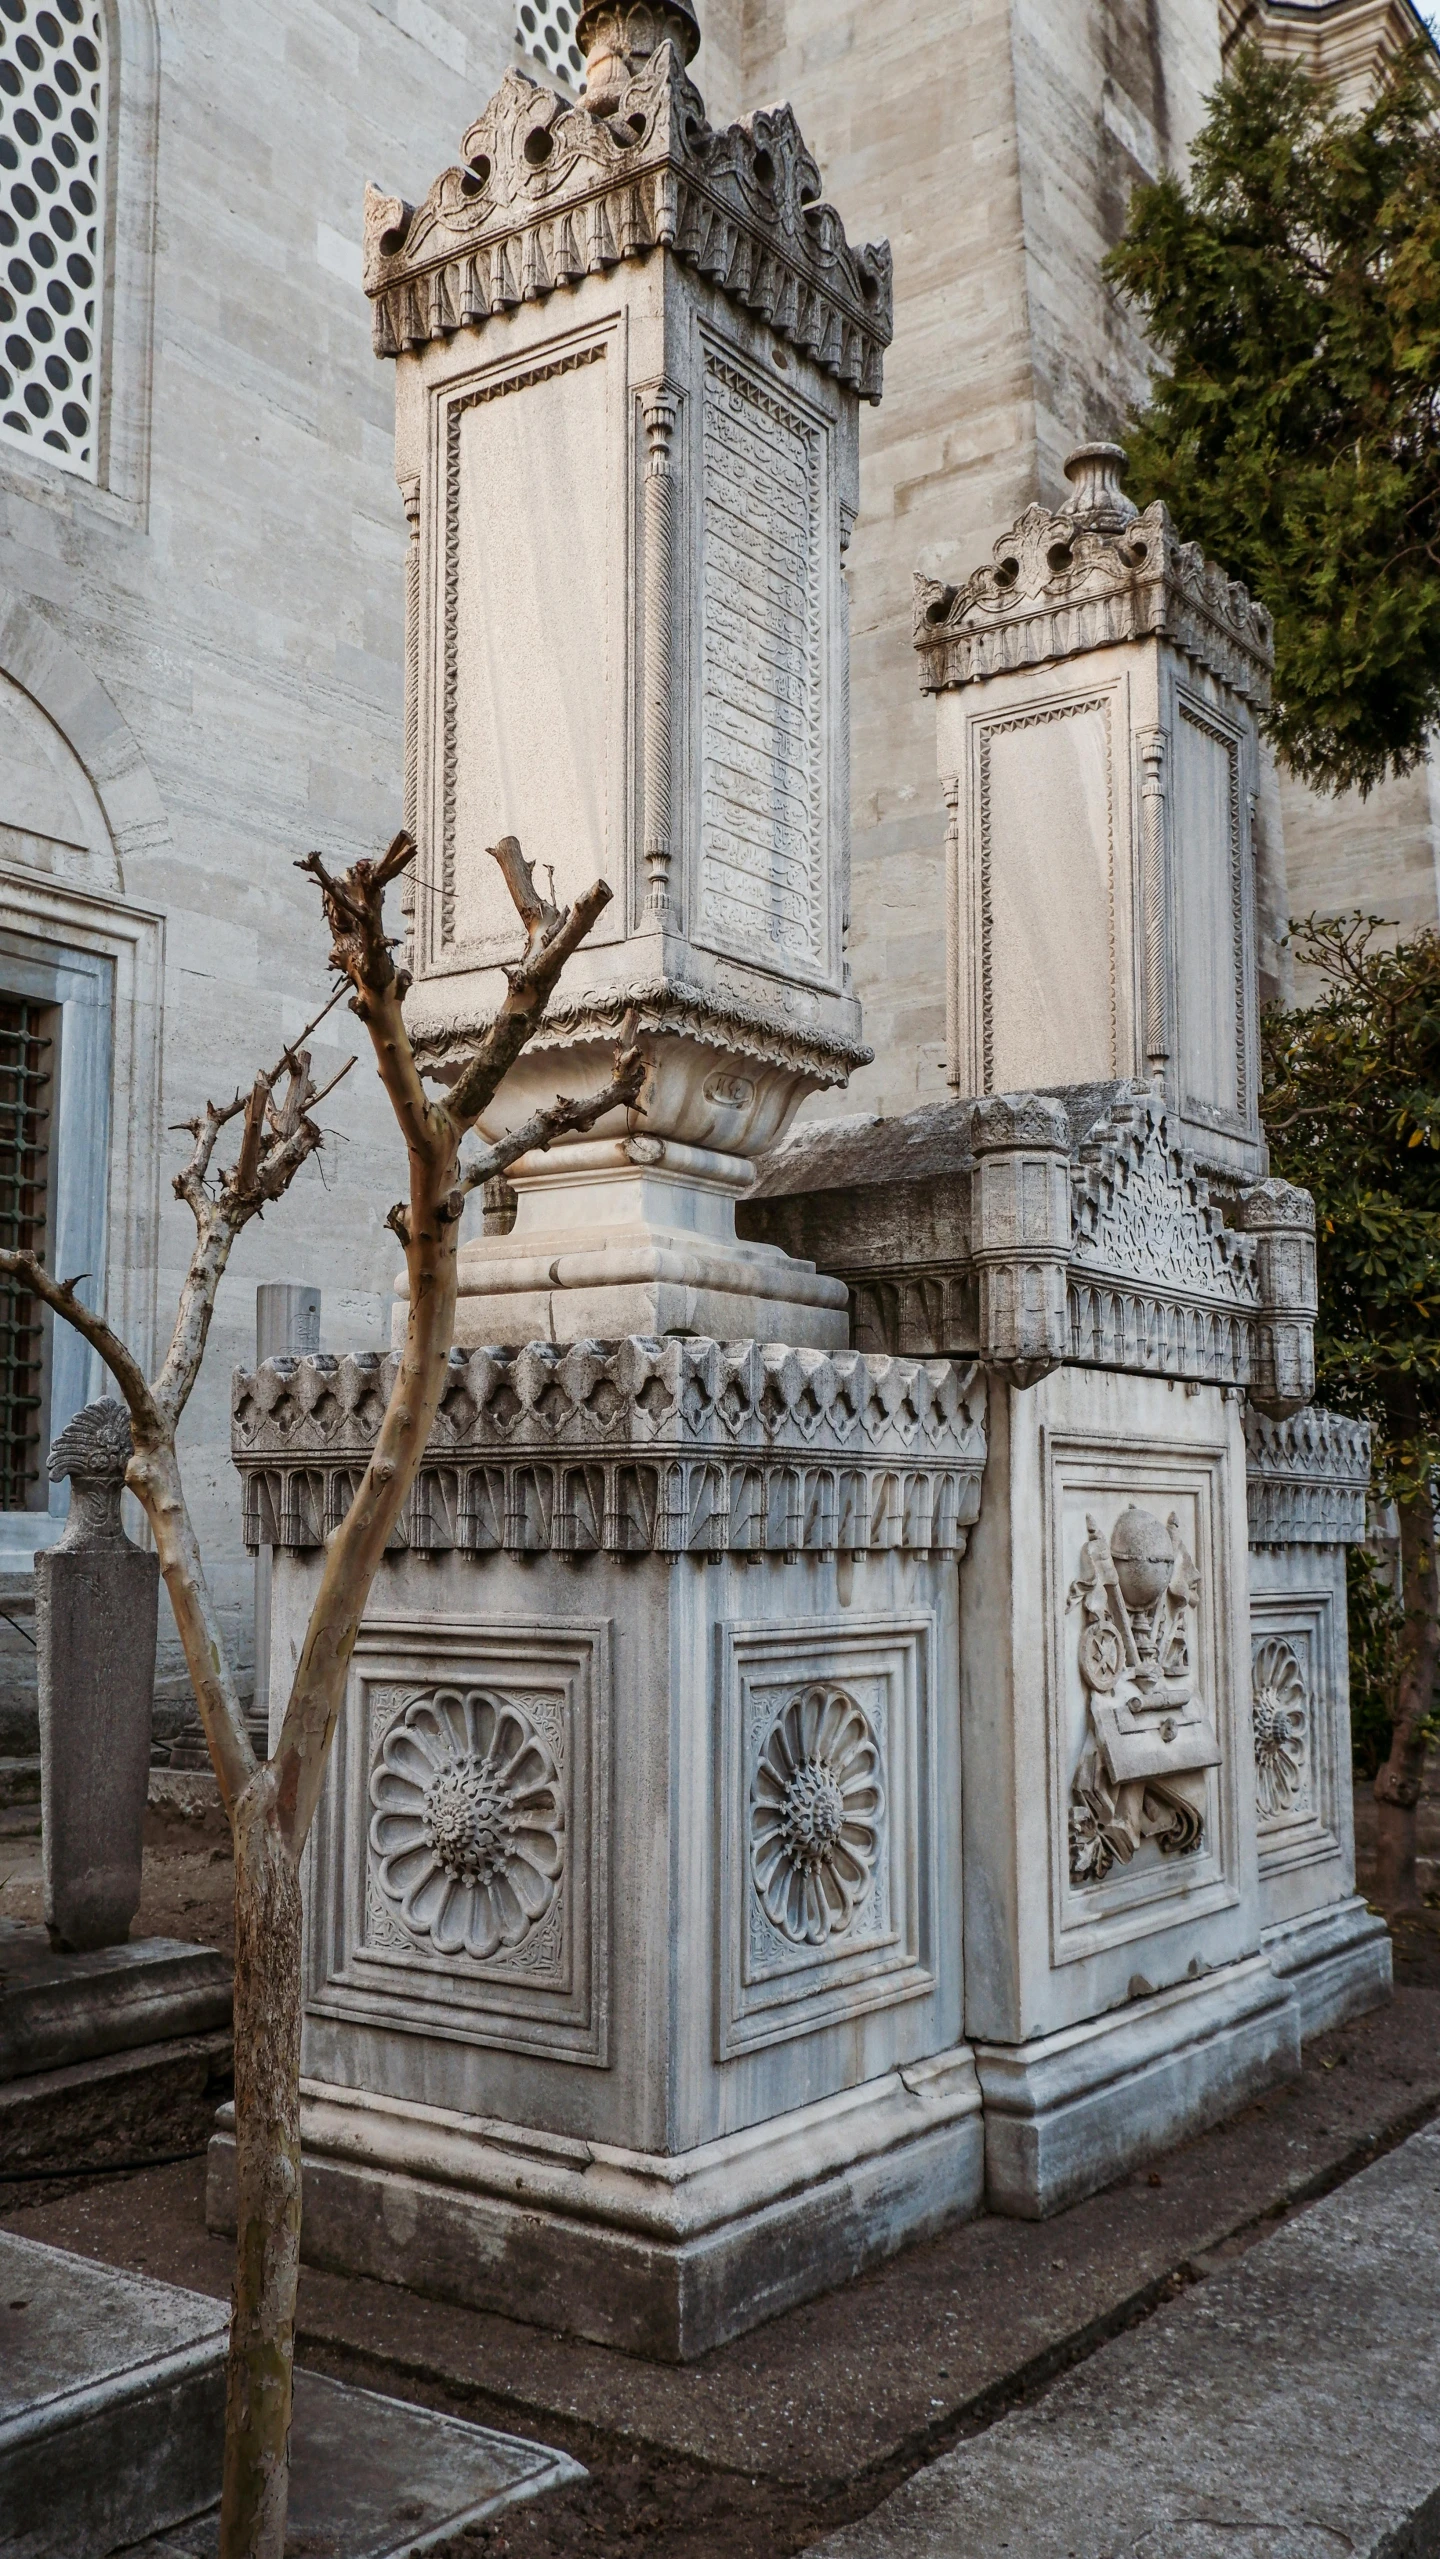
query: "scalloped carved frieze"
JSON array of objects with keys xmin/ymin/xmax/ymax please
[
  {"xmin": 363, "ymin": 51, "xmax": 892, "ymax": 400},
  {"xmin": 1245, "ymin": 1406, "xmax": 1372, "ymax": 1548},
  {"xmin": 1070, "ymin": 1089, "xmax": 1262, "ymax": 1307},
  {"xmin": 232, "ymin": 1341, "xmax": 989, "ymax": 1562},
  {"xmin": 914, "ymin": 486, "xmax": 1273, "ymax": 706}
]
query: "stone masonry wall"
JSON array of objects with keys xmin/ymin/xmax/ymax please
[{"xmin": 0, "ymin": 0, "xmax": 518, "ymax": 1694}]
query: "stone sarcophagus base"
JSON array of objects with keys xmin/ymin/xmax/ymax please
[
  {"xmin": 959, "ymin": 1363, "xmax": 1300, "ymax": 2219},
  {"xmin": 222, "ymin": 1338, "xmax": 988, "ymax": 2358}
]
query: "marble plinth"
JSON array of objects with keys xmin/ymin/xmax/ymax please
[
  {"xmin": 973, "ymin": 1953, "xmax": 1300, "ymax": 2219},
  {"xmin": 1262, "ymin": 1896, "xmax": 1392, "ymax": 2042},
  {"xmin": 208, "ymin": 2048, "xmax": 984, "ymax": 2362}
]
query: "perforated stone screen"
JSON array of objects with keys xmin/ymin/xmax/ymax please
[
  {"xmin": 0, "ymin": 0, "xmax": 106, "ymax": 480},
  {"xmin": 515, "ymin": 1, "xmax": 585, "ymax": 90}
]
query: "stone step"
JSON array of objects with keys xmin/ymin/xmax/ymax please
[
  {"xmin": 1, "ymin": 2228, "xmax": 227, "ymax": 2559},
  {"xmin": 0, "ymin": 2231, "xmax": 584, "ymax": 2559},
  {"xmin": 0, "ymin": 1757, "xmax": 40, "ymax": 1809}
]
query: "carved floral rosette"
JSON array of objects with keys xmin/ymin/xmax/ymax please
[
  {"xmin": 1066, "ymin": 1503, "xmax": 1219, "ymax": 1885},
  {"xmin": 750, "ymin": 1682, "xmax": 882, "ymax": 1946},
  {"xmin": 1250, "ymin": 1636, "xmax": 1308, "ymax": 1822},
  {"xmin": 369, "ymin": 1686, "xmax": 564, "ymax": 1960}
]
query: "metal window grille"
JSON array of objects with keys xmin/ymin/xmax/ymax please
[
  {"xmin": 515, "ymin": 1, "xmax": 585, "ymax": 89},
  {"xmin": 0, "ymin": 993, "xmax": 52, "ymax": 1509},
  {"xmin": 0, "ymin": 0, "xmax": 107, "ymax": 480}
]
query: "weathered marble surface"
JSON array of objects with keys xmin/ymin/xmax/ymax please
[{"xmin": 36, "ymin": 1401, "xmax": 158, "ymax": 1952}]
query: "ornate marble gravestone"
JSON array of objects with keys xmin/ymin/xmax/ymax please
[
  {"xmin": 365, "ymin": 0, "xmax": 889, "ymax": 1348},
  {"xmin": 915, "ymin": 443, "xmax": 1274, "ymax": 1188}
]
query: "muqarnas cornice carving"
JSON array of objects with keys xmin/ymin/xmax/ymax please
[
  {"xmin": 413, "ymin": 973, "xmax": 874, "ymax": 1094},
  {"xmin": 232, "ymin": 1339, "xmax": 988, "ymax": 1564},
  {"xmin": 913, "ymin": 444, "xmax": 1274, "ymax": 707},
  {"xmin": 363, "ymin": 49, "xmax": 893, "ymax": 401},
  {"xmin": 1245, "ymin": 1405, "xmax": 1372, "ymax": 1548}
]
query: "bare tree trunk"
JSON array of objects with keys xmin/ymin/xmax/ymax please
[
  {"xmin": 219, "ymin": 1775, "xmax": 303, "ymax": 2559},
  {"xmin": 1374, "ymin": 1380, "xmax": 1439, "ymax": 1910}
]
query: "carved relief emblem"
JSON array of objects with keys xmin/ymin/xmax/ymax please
[
  {"xmin": 1067, "ymin": 1506, "xmax": 1219, "ymax": 1885},
  {"xmin": 750, "ymin": 1683, "xmax": 882, "ymax": 1945},
  {"xmin": 369, "ymin": 1687, "xmax": 563, "ymax": 1959},
  {"xmin": 1251, "ymin": 1636, "xmax": 1308, "ymax": 1820}
]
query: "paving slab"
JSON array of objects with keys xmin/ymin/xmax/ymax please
[
  {"xmin": 128, "ymin": 2368, "xmax": 585, "ymax": 2559},
  {"xmin": 0, "ymin": 2228, "xmax": 226, "ymax": 2559},
  {"xmin": 809, "ymin": 2121, "xmax": 1440, "ymax": 2559}
]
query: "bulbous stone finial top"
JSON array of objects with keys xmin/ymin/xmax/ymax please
[
  {"xmin": 48, "ymin": 1397, "xmax": 135, "ymax": 1550},
  {"xmin": 48, "ymin": 1397, "xmax": 133, "ymax": 1486},
  {"xmin": 1061, "ymin": 442, "xmax": 1138, "ymax": 533},
  {"xmin": 577, "ymin": 0, "xmax": 700, "ymax": 115}
]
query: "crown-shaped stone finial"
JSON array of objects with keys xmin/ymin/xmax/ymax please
[
  {"xmin": 577, "ymin": 1, "xmax": 700, "ymax": 115},
  {"xmin": 1060, "ymin": 442, "xmax": 1138, "ymax": 533}
]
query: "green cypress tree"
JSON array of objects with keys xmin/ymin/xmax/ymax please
[{"xmin": 1106, "ymin": 42, "xmax": 1440, "ymax": 798}]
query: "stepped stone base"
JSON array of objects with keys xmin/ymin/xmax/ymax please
[
  {"xmin": 208, "ymin": 2047, "xmax": 986, "ymax": 2363},
  {"xmin": 1262, "ymin": 1894, "xmax": 1393, "ymax": 2042},
  {"xmin": 0, "ymin": 2229, "xmax": 226, "ymax": 2559},
  {"xmin": 973, "ymin": 1954, "xmax": 1301, "ymax": 2220},
  {"xmin": 0, "ymin": 1925, "xmax": 232, "ymax": 2174}
]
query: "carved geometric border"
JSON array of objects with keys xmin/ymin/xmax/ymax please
[
  {"xmin": 1250, "ymin": 1585, "xmax": 1344, "ymax": 1886},
  {"xmin": 1042, "ymin": 1425, "xmax": 1243, "ymax": 1968},
  {"xmin": 303, "ymin": 1614, "xmax": 611, "ymax": 2067},
  {"xmin": 714, "ymin": 1613, "xmax": 936, "ymax": 2060}
]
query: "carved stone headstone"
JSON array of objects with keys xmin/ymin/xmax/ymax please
[
  {"xmin": 365, "ymin": 2, "xmax": 892, "ymax": 1347},
  {"xmin": 36, "ymin": 1399, "xmax": 159, "ymax": 1952},
  {"xmin": 915, "ymin": 442, "xmax": 1275, "ymax": 1186}
]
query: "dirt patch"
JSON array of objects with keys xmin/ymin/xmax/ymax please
[{"xmin": 0, "ymin": 1797, "xmax": 235, "ymax": 1960}]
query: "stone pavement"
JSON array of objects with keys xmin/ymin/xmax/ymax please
[{"xmin": 811, "ymin": 2120, "xmax": 1440, "ymax": 2559}]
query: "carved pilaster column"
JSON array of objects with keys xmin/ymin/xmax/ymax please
[
  {"xmin": 400, "ymin": 473, "xmax": 422, "ymax": 970},
  {"xmin": 641, "ymin": 386, "xmax": 679, "ymax": 919},
  {"xmin": 1139, "ymin": 726, "xmax": 1169, "ymax": 1087},
  {"xmin": 969, "ymin": 1092, "xmax": 1072, "ymax": 1382},
  {"xmin": 1238, "ymin": 1177, "xmax": 1317, "ymax": 1419},
  {"xmin": 839, "ymin": 501, "xmax": 857, "ymax": 980},
  {"xmin": 943, "ymin": 773, "xmax": 963, "ymax": 1093}
]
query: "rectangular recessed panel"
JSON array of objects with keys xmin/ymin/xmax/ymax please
[
  {"xmin": 448, "ymin": 346, "xmax": 611, "ymax": 957},
  {"xmin": 700, "ymin": 353, "xmax": 823, "ymax": 972},
  {"xmin": 1174, "ymin": 704, "xmax": 1241, "ymax": 1120},
  {"xmin": 980, "ymin": 698, "xmax": 1115, "ymax": 1092}
]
